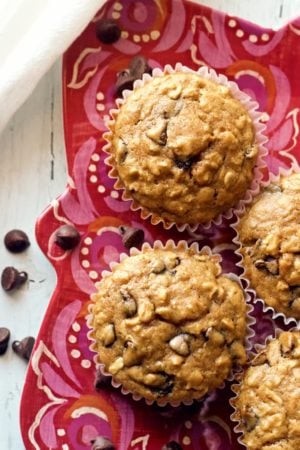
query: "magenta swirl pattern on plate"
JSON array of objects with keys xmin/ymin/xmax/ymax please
[{"xmin": 20, "ymin": 0, "xmax": 300, "ymax": 448}]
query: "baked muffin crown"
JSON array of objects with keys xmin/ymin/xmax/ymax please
[
  {"xmin": 91, "ymin": 247, "xmax": 247, "ymax": 403},
  {"xmin": 237, "ymin": 172, "xmax": 300, "ymax": 320},
  {"xmin": 108, "ymin": 71, "xmax": 258, "ymax": 225},
  {"xmin": 232, "ymin": 331, "xmax": 300, "ymax": 450}
]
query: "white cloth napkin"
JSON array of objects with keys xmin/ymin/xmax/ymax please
[{"xmin": 0, "ymin": 0, "xmax": 104, "ymax": 133}]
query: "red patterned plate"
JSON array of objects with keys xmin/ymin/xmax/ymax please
[{"xmin": 20, "ymin": 1, "xmax": 300, "ymax": 449}]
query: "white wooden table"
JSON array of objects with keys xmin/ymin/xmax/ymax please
[{"xmin": 0, "ymin": 1, "xmax": 299, "ymax": 448}]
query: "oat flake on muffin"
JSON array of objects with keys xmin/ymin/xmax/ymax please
[
  {"xmin": 91, "ymin": 245, "xmax": 247, "ymax": 404},
  {"xmin": 232, "ymin": 331, "xmax": 300, "ymax": 450},
  {"xmin": 107, "ymin": 70, "xmax": 259, "ymax": 225},
  {"xmin": 236, "ymin": 172, "xmax": 300, "ymax": 320}
]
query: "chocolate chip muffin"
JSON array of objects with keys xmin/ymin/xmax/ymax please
[
  {"xmin": 236, "ymin": 173, "xmax": 300, "ymax": 320},
  {"xmin": 106, "ymin": 70, "xmax": 259, "ymax": 225},
  {"xmin": 232, "ymin": 331, "xmax": 300, "ymax": 450},
  {"xmin": 91, "ymin": 246, "xmax": 247, "ymax": 404}
]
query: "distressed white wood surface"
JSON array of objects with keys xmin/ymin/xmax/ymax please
[{"xmin": 0, "ymin": 1, "xmax": 299, "ymax": 449}]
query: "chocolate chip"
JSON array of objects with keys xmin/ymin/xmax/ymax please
[
  {"xmin": 254, "ymin": 256, "xmax": 279, "ymax": 275},
  {"xmin": 120, "ymin": 288, "xmax": 137, "ymax": 317},
  {"xmin": 119, "ymin": 226, "xmax": 144, "ymax": 249},
  {"xmin": 54, "ymin": 225, "xmax": 80, "ymax": 250},
  {"xmin": 129, "ymin": 55, "xmax": 152, "ymax": 79},
  {"xmin": 115, "ymin": 70, "xmax": 136, "ymax": 96},
  {"xmin": 150, "ymin": 372, "xmax": 174, "ymax": 397},
  {"xmin": 12, "ymin": 336, "xmax": 35, "ymax": 360},
  {"xmin": 162, "ymin": 442, "xmax": 183, "ymax": 450},
  {"xmin": 94, "ymin": 367, "xmax": 111, "ymax": 391},
  {"xmin": 95, "ymin": 18, "xmax": 121, "ymax": 44},
  {"xmin": 90, "ymin": 436, "xmax": 115, "ymax": 450},
  {"xmin": 1, "ymin": 267, "xmax": 28, "ymax": 291},
  {"xmin": 0, "ymin": 327, "xmax": 10, "ymax": 355},
  {"xmin": 4, "ymin": 229, "xmax": 30, "ymax": 253},
  {"xmin": 174, "ymin": 156, "xmax": 197, "ymax": 170},
  {"xmin": 115, "ymin": 55, "xmax": 152, "ymax": 97}
]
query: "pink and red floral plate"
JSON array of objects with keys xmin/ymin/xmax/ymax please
[{"xmin": 20, "ymin": 0, "xmax": 300, "ymax": 448}]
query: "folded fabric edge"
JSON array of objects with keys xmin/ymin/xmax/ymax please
[{"xmin": 0, "ymin": 0, "xmax": 105, "ymax": 134}]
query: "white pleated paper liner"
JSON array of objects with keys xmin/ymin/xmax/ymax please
[
  {"xmin": 86, "ymin": 239, "xmax": 255, "ymax": 407},
  {"xmin": 103, "ymin": 63, "xmax": 268, "ymax": 233},
  {"xmin": 230, "ymin": 324, "xmax": 300, "ymax": 449},
  {"xmin": 232, "ymin": 163, "xmax": 300, "ymax": 327}
]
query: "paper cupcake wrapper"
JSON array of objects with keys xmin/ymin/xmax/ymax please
[
  {"xmin": 232, "ymin": 162, "xmax": 300, "ymax": 326},
  {"xmin": 230, "ymin": 324, "xmax": 300, "ymax": 448},
  {"xmin": 103, "ymin": 63, "xmax": 268, "ymax": 233},
  {"xmin": 87, "ymin": 239, "xmax": 255, "ymax": 407}
]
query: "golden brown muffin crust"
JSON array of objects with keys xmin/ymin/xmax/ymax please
[
  {"xmin": 109, "ymin": 72, "xmax": 258, "ymax": 225},
  {"xmin": 91, "ymin": 247, "xmax": 247, "ymax": 403},
  {"xmin": 233, "ymin": 331, "xmax": 300, "ymax": 450},
  {"xmin": 237, "ymin": 173, "xmax": 300, "ymax": 319}
]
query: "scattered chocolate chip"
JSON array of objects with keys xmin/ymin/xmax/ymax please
[
  {"xmin": 115, "ymin": 70, "xmax": 136, "ymax": 96},
  {"xmin": 1, "ymin": 267, "xmax": 28, "ymax": 291},
  {"xmin": 90, "ymin": 436, "xmax": 115, "ymax": 450},
  {"xmin": 115, "ymin": 55, "xmax": 152, "ymax": 97},
  {"xmin": 12, "ymin": 336, "xmax": 35, "ymax": 360},
  {"xmin": 129, "ymin": 55, "xmax": 152, "ymax": 79},
  {"xmin": 174, "ymin": 157, "xmax": 197, "ymax": 170},
  {"xmin": 54, "ymin": 225, "xmax": 80, "ymax": 250},
  {"xmin": 95, "ymin": 18, "xmax": 121, "ymax": 44},
  {"xmin": 94, "ymin": 367, "xmax": 111, "ymax": 391},
  {"xmin": 0, "ymin": 327, "xmax": 10, "ymax": 355},
  {"xmin": 4, "ymin": 229, "xmax": 30, "ymax": 253},
  {"xmin": 119, "ymin": 226, "xmax": 144, "ymax": 249},
  {"xmin": 162, "ymin": 441, "xmax": 183, "ymax": 450},
  {"xmin": 254, "ymin": 256, "xmax": 279, "ymax": 275}
]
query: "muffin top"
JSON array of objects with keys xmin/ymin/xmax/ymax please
[
  {"xmin": 91, "ymin": 247, "xmax": 247, "ymax": 403},
  {"xmin": 108, "ymin": 71, "xmax": 258, "ymax": 225},
  {"xmin": 232, "ymin": 331, "xmax": 300, "ymax": 450},
  {"xmin": 237, "ymin": 173, "xmax": 300, "ymax": 319}
]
